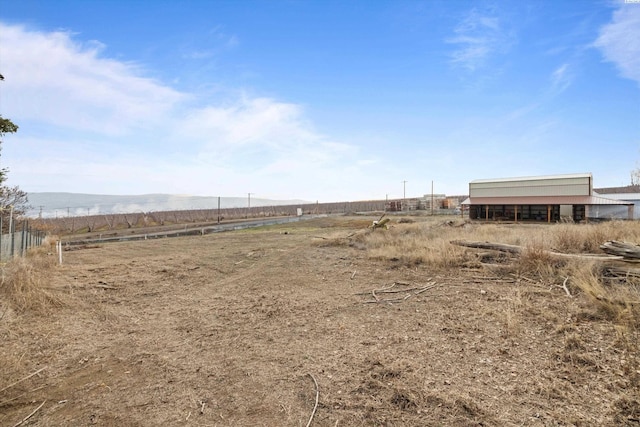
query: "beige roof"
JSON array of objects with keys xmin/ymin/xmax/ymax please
[
  {"xmin": 461, "ymin": 195, "xmax": 633, "ymax": 206},
  {"xmin": 469, "ymin": 172, "xmax": 592, "ymax": 184}
]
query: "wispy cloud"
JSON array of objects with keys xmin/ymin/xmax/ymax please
[
  {"xmin": 0, "ymin": 22, "xmax": 369, "ymax": 199},
  {"xmin": 182, "ymin": 97, "xmax": 312, "ymax": 148},
  {"xmin": 550, "ymin": 63, "xmax": 573, "ymax": 94},
  {"xmin": 447, "ymin": 6, "xmax": 513, "ymax": 72},
  {"xmin": 505, "ymin": 63, "xmax": 572, "ymax": 123},
  {"xmin": 594, "ymin": 4, "xmax": 640, "ymax": 87},
  {"xmin": 179, "ymin": 95, "xmax": 354, "ymax": 172},
  {"xmin": 209, "ymin": 25, "xmax": 239, "ymax": 49},
  {"xmin": 183, "ymin": 25, "xmax": 239, "ymax": 59},
  {"xmin": 0, "ymin": 23, "xmax": 186, "ymax": 135}
]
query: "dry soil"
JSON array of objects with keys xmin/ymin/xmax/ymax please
[{"xmin": 1, "ymin": 216, "xmax": 639, "ymax": 426}]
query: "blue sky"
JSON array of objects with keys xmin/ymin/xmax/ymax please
[{"xmin": 0, "ymin": 0, "xmax": 638, "ymax": 202}]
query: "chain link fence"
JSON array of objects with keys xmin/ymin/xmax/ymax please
[{"xmin": 0, "ymin": 219, "xmax": 46, "ymax": 262}]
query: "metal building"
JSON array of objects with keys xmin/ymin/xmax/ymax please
[
  {"xmin": 592, "ymin": 185, "xmax": 640, "ymax": 220},
  {"xmin": 461, "ymin": 173, "xmax": 634, "ymax": 222}
]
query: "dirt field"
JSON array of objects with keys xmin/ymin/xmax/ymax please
[{"xmin": 1, "ymin": 216, "xmax": 639, "ymax": 426}]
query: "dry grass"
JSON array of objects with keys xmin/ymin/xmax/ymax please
[
  {"xmin": 0, "ymin": 243, "xmax": 63, "ymax": 413},
  {"xmin": 364, "ymin": 220, "xmax": 474, "ymax": 269},
  {"xmin": 336, "ymin": 219, "xmax": 640, "ymax": 300},
  {"xmin": 360, "ymin": 217, "xmax": 640, "ymax": 320},
  {"xmin": 551, "ymin": 221, "xmax": 640, "ymax": 253},
  {"xmin": 360, "ymin": 217, "xmax": 640, "ymax": 392},
  {"xmin": 0, "ymin": 244, "xmax": 61, "ymax": 314}
]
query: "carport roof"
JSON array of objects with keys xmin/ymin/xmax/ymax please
[{"xmin": 461, "ymin": 195, "xmax": 633, "ymax": 206}]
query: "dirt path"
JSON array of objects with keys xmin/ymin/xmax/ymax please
[{"xmin": 1, "ymin": 217, "xmax": 638, "ymax": 426}]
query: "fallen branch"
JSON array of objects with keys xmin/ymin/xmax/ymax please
[
  {"xmin": 356, "ymin": 286, "xmax": 430, "ymax": 295},
  {"xmin": 0, "ymin": 367, "xmax": 47, "ymax": 394},
  {"xmin": 558, "ymin": 277, "xmax": 572, "ymax": 297},
  {"xmin": 359, "ymin": 282, "xmax": 442, "ymax": 303},
  {"xmin": 364, "ymin": 294, "xmax": 413, "ymax": 304},
  {"xmin": 415, "ymin": 283, "xmax": 443, "ymax": 294},
  {"xmin": 13, "ymin": 400, "xmax": 46, "ymax": 427},
  {"xmin": 451, "ymin": 240, "xmax": 522, "ymax": 254},
  {"xmin": 377, "ymin": 282, "xmax": 399, "ymax": 292},
  {"xmin": 511, "ymin": 274, "xmax": 536, "ymax": 283},
  {"xmin": 451, "ymin": 240, "xmax": 623, "ymax": 261},
  {"xmin": 306, "ymin": 374, "xmax": 319, "ymax": 427},
  {"xmin": 355, "ymin": 282, "xmax": 434, "ymax": 296},
  {"xmin": 600, "ymin": 241, "xmax": 640, "ymax": 260},
  {"xmin": 369, "ymin": 213, "xmax": 390, "ymax": 231},
  {"xmin": 606, "ymin": 266, "xmax": 640, "ymax": 278},
  {"xmin": 368, "ymin": 282, "xmax": 402, "ymax": 301}
]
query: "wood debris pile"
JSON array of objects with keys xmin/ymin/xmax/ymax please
[{"xmin": 451, "ymin": 239, "xmax": 640, "ymax": 281}]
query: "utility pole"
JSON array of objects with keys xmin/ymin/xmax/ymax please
[
  {"xmin": 431, "ymin": 180, "xmax": 434, "ymax": 216},
  {"xmin": 401, "ymin": 181, "xmax": 407, "ymax": 211},
  {"xmin": 247, "ymin": 193, "xmax": 254, "ymax": 218}
]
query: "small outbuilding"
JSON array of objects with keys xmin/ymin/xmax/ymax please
[{"xmin": 462, "ymin": 173, "xmax": 634, "ymax": 222}]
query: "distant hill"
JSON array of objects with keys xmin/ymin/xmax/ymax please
[{"xmin": 26, "ymin": 192, "xmax": 310, "ymax": 218}]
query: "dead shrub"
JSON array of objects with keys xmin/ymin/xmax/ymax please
[
  {"xmin": 552, "ymin": 224, "xmax": 588, "ymax": 253},
  {"xmin": 570, "ymin": 263, "xmax": 626, "ymax": 321},
  {"xmin": 363, "ymin": 222, "xmax": 474, "ymax": 269},
  {"xmin": 552, "ymin": 222, "xmax": 635, "ymax": 253},
  {"xmin": 509, "ymin": 240, "xmax": 566, "ymax": 281},
  {"xmin": 500, "ymin": 289, "xmax": 525, "ymax": 337},
  {"xmin": 0, "ymin": 250, "xmax": 61, "ymax": 313}
]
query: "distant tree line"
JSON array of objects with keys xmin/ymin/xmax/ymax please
[{"xmin": 31, "ymin": 199, "xmax": 388, "ymax": 235}]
